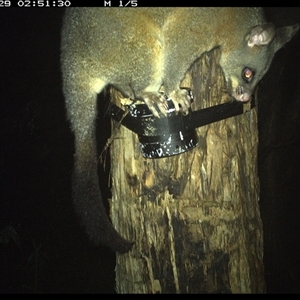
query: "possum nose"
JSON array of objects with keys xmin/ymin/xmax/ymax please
[
  {"xmin": 234, "ymin": 87, "xmax": 251, "ymax": 102},
  {"xmin": 237, "ymin": 93, "xmax": 250, "ymax": 102}
]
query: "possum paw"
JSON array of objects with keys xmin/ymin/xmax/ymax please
[
  {"xmin": 141, "ymin": 89, "xmax": 192, "ymax": 118},
  {"xmin": 169, "ymin": 89, "xmax": 192, "ymax": 115},
  {"xmin": 142, "ymin": 91, "xmax": 170, "ymax": 118}
]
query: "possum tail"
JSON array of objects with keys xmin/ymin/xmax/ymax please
[
  {"xmin": 72, "ymin": 164, "xmax": 134, "ymax": 253},
  {"xmin": 62, "ymin": 72, "xmax": 133, "ymax": 253}
]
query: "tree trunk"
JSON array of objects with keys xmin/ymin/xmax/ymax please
[{"xmin": 109, "ymin": 48, "xmax": 265, "ymax": 293}]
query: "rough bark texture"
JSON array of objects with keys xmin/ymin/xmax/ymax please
[{"xmin": 109, "ymin": 49, "xmax": 265, "ymax": 293}]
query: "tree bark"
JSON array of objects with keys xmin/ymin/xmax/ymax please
[{"xmin": 109, "ymin": 48, "xmax": 265, "ymax": 293}]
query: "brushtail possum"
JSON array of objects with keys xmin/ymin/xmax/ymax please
[{"xmin": 61, "ymin": 8, "xmax": 299, "ymax": 253}]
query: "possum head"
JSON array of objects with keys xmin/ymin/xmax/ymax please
[{"xmin": 220, "ymin": 23, "xmax": 299, "ymax": 102}]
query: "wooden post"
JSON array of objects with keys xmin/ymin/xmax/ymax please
[{"xmin": 109, "ymin": 48, "xmax": 265, "ymax": 293}]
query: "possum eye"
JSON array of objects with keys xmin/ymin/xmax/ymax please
[{"xmin": 242, "ymin": 67, "xmax": 255, "ymax": 82}]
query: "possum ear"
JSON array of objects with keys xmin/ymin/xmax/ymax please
[
  {"xmin": 273, "ymin": 24, "xmax": 299, "ymax": 53},
  {"xmin": 247, "ymin": 23, "xmax": 276, "ymax": 47}
]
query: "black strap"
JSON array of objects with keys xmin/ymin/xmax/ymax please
[{"xmin": 109, "ymin": 97, "xmax": 255, "ymax": 136}]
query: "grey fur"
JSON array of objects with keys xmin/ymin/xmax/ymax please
[{"xmin": 61, "ymin": 8, "xmax": 298, "ymax": 252}]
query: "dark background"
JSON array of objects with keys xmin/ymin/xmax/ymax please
[{"xmin": 0, "ymin": 7, "xmax": 300, "ymax": 293}]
